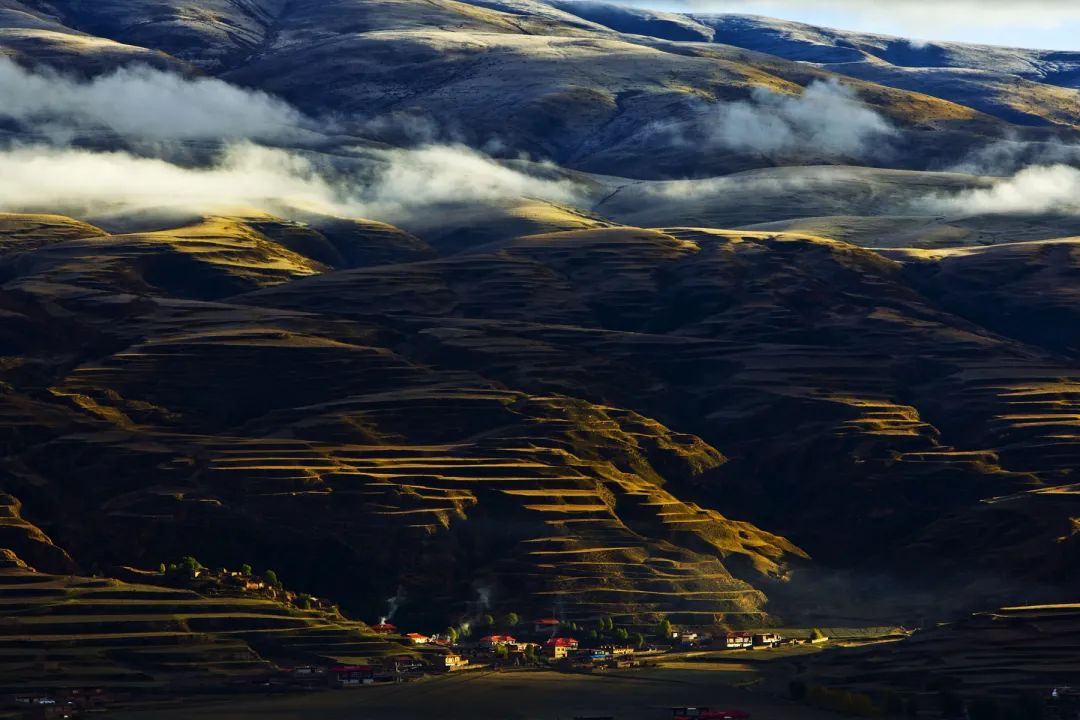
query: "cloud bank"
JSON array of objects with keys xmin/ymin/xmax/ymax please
[
  {"xmin": 710, "ymin": 80, "xmax": 894, "ymax": 158},
  {"xmin": 654, "ymin": 79, "xmax": 895, "ymax": 160},
  {"xmin": 0, "ymin": 143, "xmax": 582, "ymax": 223},
  {"xmin": 0, "ymin": 56, "xmax": 313, "ymax": 143},
  {"xmin": 921, "ymin": 164, "xmax": 1080, "ymax": 216}
]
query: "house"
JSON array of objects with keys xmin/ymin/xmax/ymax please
[
  {"xmin": 533, "ymin": 617, "xmax": 561, "ymax": 634},
  {"xmin": 404, "ymin": 632, "xmax": 430, "ymax": 645},
  {"xmin": 478, "ymin": 634, "xmax": 517, "ymax": 650},
  {"xmin": 443, "ymin": 652, "xmax": 468, "ymax": 670},
  {"xmin": 371, "ymin": 622, "xmax": 397, "ymax": 635},
  {"xmin": 679, "ymin": 631, "xmax": 700, "ymax": 644},
  {"xmin": 542, "ymin": 637, "xmax": 579, "ymax": 659},
  {"xmin": 716, "ymin": 632, "xmax": 753, "ymax": 650},
  {"xmin": 601, "ymin": 645, "xmax": 635, "ymax": 657},
  {"xmin": 329, "ymin": 665, "xmax": 374, "ymax": 688},
  {"xmin": 284, "ymin": 665, "xmax": 325, "ymax": 677},
  {"xmin": 753, "ymin": 632, "xmax": 782, "ymax": 648}
]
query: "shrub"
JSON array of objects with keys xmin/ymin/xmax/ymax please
[{"xmin": 503, "ymin": 612, "xmax": 519, "ymax": 628}]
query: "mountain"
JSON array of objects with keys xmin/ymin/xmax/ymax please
[{"xmin": 1, "ymin": 0, "xmax": 1080, "ymax": 698}]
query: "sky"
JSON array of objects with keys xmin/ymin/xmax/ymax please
[{"xmin": 609, "ymin": 0, "xmax": 1078, "ymax": 50}]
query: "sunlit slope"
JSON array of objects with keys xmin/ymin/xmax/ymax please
[
  {"xmin": 246, "ymin": 225, "xmax": 1080, "ymax": 609},
  {"xmin": 549, "ymin": 5, "xmax": 1080, "ymax": 128},
  {"xmin": 0, "ymin": 545, "xmax": 407, "ymax": 692}
]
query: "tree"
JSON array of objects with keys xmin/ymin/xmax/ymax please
[
  {"xmin": 656, "ymin": 619, "xmax": 673, "ymax": 639},
  {"xmin": 446, "ymin": 627, "xmax": 459, "ymax": 644},
  {"xmin": 603, "ymin": 616, "xmax": 615, "ymax": 631},
  {"xmin": 179, "ymin": 556, "xmax": 202, "ymax": 579},
  {"xmin": 503, "ymin": 612, "xmax": 519, "ymax": 628},
  {"xmin": 480, "ymin": 614, "xmax": 495, "ymax": 629},
  {"xmin": 240, "ymin": 563, "xmax": 253, "ymax": 576},
  {"xmin": 634, "ymin": 632, "xmax": 646, "ymax": 649},
  {"xmin": 614, "ymin": 628, "xmax": 629, "ymax": 642},
  {"xmin": 810, "ymin": 628, "xmax": 826, "ymax": 641},
  {"xmin": 157, "ymin": 563, "xmax": 166, "ymax": 574},
  {"xmin": 264, "ymin": 569, "xmax": 282, "ymax": 589}
]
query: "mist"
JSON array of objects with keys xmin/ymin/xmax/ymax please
[
  {"xmin": 657, "ymin": 79, "xmax": 896, "ymax": 160},
  {"xmin": 0, "ymin": 56, "xmax": 314, "ymax": 143},
  {"xmin": 921, "ymin": 164, "xmax": 1080, "ymax": 215},
  {"xmin": 0, "ymin": 143, "xmax": 582, "ymax": 224}
]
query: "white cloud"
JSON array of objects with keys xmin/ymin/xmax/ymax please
[
  {"xmin": 921, "ymin": 164, "xmax": 1080, "ymax": 215},
  {"xmin": 714, "ymin": 79, "xmax": 894, "ymax": 157},
  {"xmin": 0, "ymin": 56, "xmax": 313, "ymax": 143},
  {"xmin": 0, "ymin": 143, "xmax": 582, "ymax": 223},
  {"xmin": 655, "ymin": 79, "xmax": 895, "ymax": 160}
]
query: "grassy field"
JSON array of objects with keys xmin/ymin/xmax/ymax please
[{"xmin": 113, "ymin": 666, "xmax": 846, "ymax": 720}]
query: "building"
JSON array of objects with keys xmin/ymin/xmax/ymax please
[
  {"xmin": 478, "ymin": 634, "xmax": 517, "ymax": 650},
  {"xmin": 533, "ymin": 617, "xmax": 561, "ymax": 634},
  {"xmin": 679, "ymin": 631, "xmax": 700, "ymax": 644},
  {"xmin": 371, "ymin": 622, "xmax": 397, "ymax": 635},
  {"xmin": 752, "ymin": 632, "xmax": 782, "ymax": 648},
  {"xmin": 443, "ymin": 652, "xmax": 468, "ymax": 670},
  {"xmin": 543, "ymin": 637, "xmax": 579, "ymax": 659},
  {"xmin": 601, "ymin": 645, "xmax": 635, "ymax": 657},
  {"xmin": 716, "ymin": 632, "xmax": 753, "ymax": 650},
  {"xmin": 329, "ymin": 665, "xmax": 374, "ymax": 687},
  {"xmin": 404, "ymin": 632, "xmax": 430, "ymax": 645}
]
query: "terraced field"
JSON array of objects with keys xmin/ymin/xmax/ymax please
[
  {"xmin": 808, "ymin": 604, "xmax": 1080, "ymax": 695},
  {"xmin": 0, "ymin": 550, "xmax": 411, "ymax": 692}
]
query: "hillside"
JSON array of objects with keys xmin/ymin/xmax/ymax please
[{"xmin": 1, "ymin": 0, "xmax": 1080, "ymax": 701}]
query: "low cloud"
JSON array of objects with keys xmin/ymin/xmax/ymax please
[
  {"xmin": 712, "ymin": 80, "xmax": 894, "ymax": 157},
  {"xmin": 949, "ymin": 136, "xmax": 1080, "ymax": 175},
  {"xmin": 0, "ymin": 143, "xmax": 582, "ymax": 224},
  {"xmin": 655, "ymin": 80, "xmax": 895, "ymax": 160},
  {"xmin": 920, "ymin": 164, "xmax": 1080, "ymax": 215},
  {"xmin": 0, "ymin": 56, "xmax": 314, "ymax": 143}
]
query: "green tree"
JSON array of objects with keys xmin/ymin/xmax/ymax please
[
  {"xmin": 656, "ymin": 619, "xmax": 673, "ymax": 639},
  {"xmin": 157, "ymin": 563, "xmax": 166, "ymax": 574},
  {"xmin": 480, "ymin": 614, "xmax": 495, "ymax": 629},
  {"xmin": 240, "ymin": 563, "xmax": 253, "ymax": 576},
  {"xmin": 264, "ymin": 569, "xmax": 282, "ymax": 589},
  {"xmin": 810, "ymin": 628, "xmax": 826, "ymax": 641},
  {"xmin": 494, "ymin": 644, "xmax": 509, "ymax": 659},
  {"xmin": 614, "ymin": 628, "xmax": 629, "ymax": 642},
  {"xmin": 603, "ymin": 616, "xmax": 615, "ymax": 631},
  {"xmin": 179, "ymin": 556, "xmax": 202, "ymax": 579},
  {"xmin": 503, "ymin": 612, "xmax": 519, "ymax": 628},
  {"xmin": 634, "ymin": 632, "xmax": 646, "ymax": 649},
  {"xmin": 446, "ymin": 627, "xmax": 459, "ymax": 644}
]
